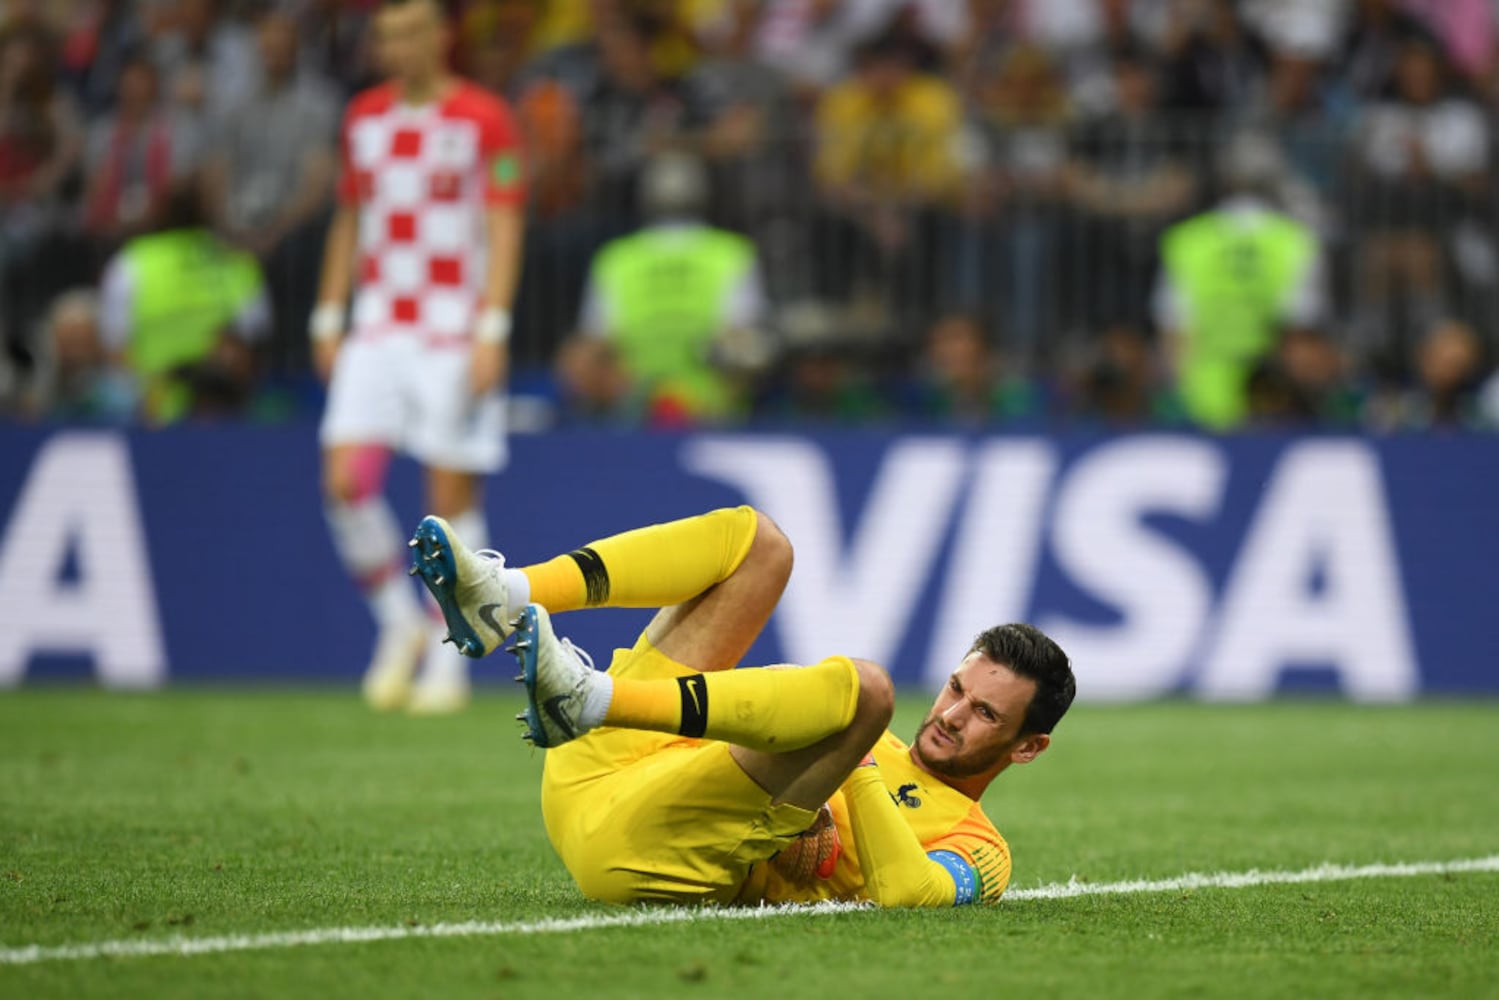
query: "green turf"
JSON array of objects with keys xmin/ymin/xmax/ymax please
[{"xmin": 2, "ymin": 690, "xmax": 1497, "ymax": 999}]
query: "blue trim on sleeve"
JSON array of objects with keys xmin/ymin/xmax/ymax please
[{"xmin": 928, "ymin": 850, "xmax": 977, "ymax": 906}]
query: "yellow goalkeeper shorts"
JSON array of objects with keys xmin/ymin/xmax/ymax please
[{"xmin": 539, "ymin": 631, "xmax": 819, "ymax": 905}]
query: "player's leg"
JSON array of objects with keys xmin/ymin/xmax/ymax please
[
  {"xmin": 728, "ymin": 658, "xmax": 894, "ymax": 811},
  {"xmin": 407, "ymin": 465, "xmax": 487, "ymax": 714},
  {"xmin": 411, "ymin": 504, "xmax": 780, "ymax": 661},
  {"xmin": 403, "ymin": 344, "xmax": 508, "ymax": 712},
  {"xmin": 319, "ymin": 339, "xmax": 425, "ymax": 710},
  {"xmin": 513, "ymin": 602, "xmax": 866, "ymax": 753}
]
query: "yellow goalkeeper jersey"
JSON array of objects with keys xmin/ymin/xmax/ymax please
[{"xmin": 737, "ymin": 730, "xmax": 1013, "ymax": 906}]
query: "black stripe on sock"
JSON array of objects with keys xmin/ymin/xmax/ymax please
[
  {"xmin": 677, "ymin": 674, "xmax": 709, "ymax": 738},
  {"xmin": 567, "ymin": 547, "xmax": 610, "ymax": 606}
]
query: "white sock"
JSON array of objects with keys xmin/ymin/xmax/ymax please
[
  {"xmin": 503, "ymin": 568, "xmax": 531, "ymax": 609},
  {"xmin": 325, "ymin": 497, "xmax": 420, "ymax": 628},
  {"xmin": 578, "ymin": 672, "xmax": 614, "ymax": 731}
]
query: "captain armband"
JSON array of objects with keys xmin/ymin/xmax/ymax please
[{"xmin": 927, "ymin": 850, "xmax": 978, "ymax": 906}]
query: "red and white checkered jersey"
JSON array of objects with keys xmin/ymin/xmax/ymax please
[{"xmin": 338, "ymin": 80, "xmax": 525, "ymax": 344}]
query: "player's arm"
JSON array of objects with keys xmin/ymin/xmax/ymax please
[
  {"xmin": 470, "ymin": 99, "xmax": 528, "ymax": 396},
  {"xmin": 265, "ymin": 145, "xmax": 338, "ymax": 251},
  {"xmin": 311, "ymin": 204, "xmax": 358, "ymax": 382},
  {"xmin": 311, "ymin": 102, "xmax": 363, "ymax": 383},
  {"xmin": 469, "ymin": 201, "xmax": 524, "ymax": 396},
  {"xmin": 841, "ymin": 763, "xmax": 974, "ymax": 908}
]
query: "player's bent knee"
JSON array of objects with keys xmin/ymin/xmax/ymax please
[
  {"xmin": 850, "ymin": 658, "xmax": 895, "ymax": 731},
  {"xmin": 323, "ymin": 445, "xmax": 390, "ymax": 505},
  {"xmin": 751, "ymin": 509, "xmax": 794, "ymax": 584},
  {"xmin": 322, "ymin": 463, "xmax": 357, "ymax": 505}
]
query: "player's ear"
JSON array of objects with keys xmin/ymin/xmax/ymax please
[{"xmin": 1009, "ymin": 732, "xmax": 1049, "ymax": 765}]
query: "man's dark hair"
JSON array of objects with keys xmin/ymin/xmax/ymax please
[
  {"xmin": 157, "ymin": 174, "xmax": 208, "ymax": 232},
  {"xmin": 969, "ymin": 624, "xmax": 1075, "ymax": 735}
]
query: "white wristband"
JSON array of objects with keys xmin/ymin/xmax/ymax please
[
  {"xmin": 309, "ymin": 302, "xmax": 344, "ymax": 342},
  {"xmin": 473, "ymin": 306, "xmax": 512, "ymax": 345}
]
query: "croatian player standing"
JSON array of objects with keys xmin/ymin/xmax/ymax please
[{"xmin": 312, "ymin": 0, "xmax": 525, "ymax": 713}]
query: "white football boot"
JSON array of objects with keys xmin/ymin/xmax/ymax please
[
  {"xmin": 407, "ymin": 515, "xmax": 517, "ymax": 658},
  {"xmin": 361, "ymin": 620, "xmax": 429, "ymax": 711},
  {"xmin": 510, "ymin": 604, "xmax": 603, "ymax": 748}
]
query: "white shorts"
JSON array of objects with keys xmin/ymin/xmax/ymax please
[{"xmin": 319, "ymin": 335, "xmax": 507, "ymax": 473}]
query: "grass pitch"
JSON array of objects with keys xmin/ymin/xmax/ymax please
[{"xmin": 2, "ymin": 690, "xmax": 1497, "ymax": 999}]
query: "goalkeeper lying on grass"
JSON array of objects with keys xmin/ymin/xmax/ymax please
[{"xmin": 409, "ymin": 506, "xmax": 1075, "ymax": 907}]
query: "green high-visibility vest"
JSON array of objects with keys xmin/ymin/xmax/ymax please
[
  {"xmin": 122, "ymin": 228, "xmax": 263, "ymax": 423},
  {"xmin": 594, "ymin": 225, "xmax": 754, "ymax": 419},
  {"xmin": 1162, "ymin": 210, "xmax": 1314, "ymax": 429}
]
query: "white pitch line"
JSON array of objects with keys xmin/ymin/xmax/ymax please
[
  {"xmin": 3, "ymin": 854, "xmax": 1496, "ymax": 967},
  {"xmin": 1003, "ymin": 854, "xmax": 1499, "ymax": 901}
]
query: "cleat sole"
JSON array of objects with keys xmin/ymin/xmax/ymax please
[
  {"xmin": 408, "ymin": 517, "xmax": 487, "ymax": 660},
  {"xmin": 512, "ymin": 606, "xmax": 551, "ymax": 747}
]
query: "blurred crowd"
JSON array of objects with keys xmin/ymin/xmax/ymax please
[{"xmin": 4, "ymin": 0, "xmax": 1499, "ymax": 431}]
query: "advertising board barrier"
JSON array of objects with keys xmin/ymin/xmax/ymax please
[{"xmin": 2, "ymin": 427, "xmax": 1494, "ymax": 698}]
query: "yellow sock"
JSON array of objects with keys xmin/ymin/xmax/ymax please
[
  {"xmin": 602, "ymin": 656, "xmax": 860, "ymax": 753},
  {"xmin": 521, "ymin": 555, "xmax": 586, "ymax": 611},
  {"xmin": 521, "ymin": 506, "xmax": 758, "ymax": 612}
]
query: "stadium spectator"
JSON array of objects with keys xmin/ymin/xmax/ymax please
[
  {"xmin": 1023, "ymin": 0, "xmax": 1171, "ymax": 66},
  {"xmin": 1154, "ymin": 131, "xmax": 1326, "ymax": 430},
  {"xmin": 553, "ymin": 334, "xmax": 635, "ymax": 424},
  {"xmin": 202, "ymin": 9, "xmax": 338, "ymax": 372},
  {"xmin": 1239, "ymin": 0, "xmax": 1344, "ymax": 63},
  {"xmin": 754, "ymin": 0, "xmax": 869, "ymax": 95},
  {"xmin": 754, "ymin": 343, "xmax": 890, "ymax": 425},
  {"xmin": 60, "ymin": 0, "xmax": 149, "ymax": 116},
  {"xmin": 755, "ymin": 0, "xmax": 965, "ymax": 94},
  {"xmin": 685, "ymin": 0, "xmax": 798, "ymax": 242},
  {"xmin": 292, "ymin": 0, "xmax": 376, "ymax": 99},
  {"xmin": 1334, "ymin": 0, "xmax": 1441, "ymax": 104},
  {"xmin": 0, "ymin": 19, "xmax": 83, "ymax": 370},
  {"xmin": 1065, "ymin": 44, "xmax": 1196, "ymax": 333},
  {"xmin": 1242, "ymin": 49, "xmax": 1343, "ymax": 231},
  {"xmin": 312, "ymin": 0, "xmax": 527, "ymax": 714},
  {"xmin": 97, "ymin": 179, "xmax": 270, "ymax": 424},
  {"xmin": 1156, "ymin": 0, "xmax": 1268, "ymax": 113},
  {"xmin": 948, "ymin": 0, "xmax": 1026, "ymax": 100},
  {"xmin": 1350, "ymin": 36, "xmax": 1489, "ymax": 371},
  {"xmin": 572, "ymin": 150, "xmax": 769, "ymax": 425},
  {"xmin": 954, "ymin": 41, "xmax": 1072, "ymax": 364},
  {"xmin": 507, "ymin": 75, "xmax": 590, "ymax": 363},
  {"xmin": 17, "ymin": 288, "xmax": 136, "ymax": 422},
  {"xmin": 527, "ymin": 0, "xmax": 594, "ymax": 57},
  {"xmin": 1239, "ymin": 356, "xmax": 1302, "ymax": 426},
  {"xmin": 151, "ymin": 0, "xmax": 258, "ymax": 121},
  {"xmin": 1402, "ymin": 0, "xmax": 1495, "ymax": 87},
  {"xmin": 4, "ymin": 0, "xmax": 1499, "ymax": 435},
  {"xmin": 80, "ymin": 53, "xmax": 184, "ymax": 254},
  {"xmin": 1067, "ymin": 323, "xmax": 1182, "ymax": 427},
  {"xmin": 1276, "ymin": 326, "xmax": 1365, "ymax": 427},
  {"xmin": 812, "ymin": 32, "xmax": 963, "ymax": 333},
  {"xmin": 459, "ymin": 0, "xmax": 541, "ymax": 100},
  {"xmin": 1365, "ymin": 318, "xmax": 1490, "ymax": 430},
  {"xmin": 576, "ymin": 14, "xmax": 692, "ymax": 234},
  {"xmin": 901, "ymin": 312, "xmax": 1042, "ymax": 426}
]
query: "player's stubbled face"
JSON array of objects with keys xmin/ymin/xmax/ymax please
[
  {"xmin": 912, "ymin": 653, "xmax": 1037, "ymax": 779},
  {"xmin": 376, "ymin": 1, "xmax": 444, "ymax": 81}
]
